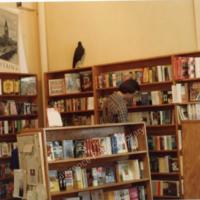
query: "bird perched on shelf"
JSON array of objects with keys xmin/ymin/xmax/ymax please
[{"xmin": 72, "ymin": 41, "xmax": 85, "ymax": 68}]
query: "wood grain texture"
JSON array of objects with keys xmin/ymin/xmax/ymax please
[{"xmin": 182, "ymin": 120, "xmax": 200, "ymax": 198}]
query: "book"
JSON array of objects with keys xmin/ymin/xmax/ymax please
[
  {"xmin": 74, "ymin": 140, "xmax": 85, "ymax": 158},
  {"xmin": 62, "ymin": 140, "xmax": 74, "ymax": 159},
  {"xmin": 189, "ymin": 82, "xmax": 200, "ymax": 101},
  {"xmin": 114, "ymin": 189, "xmax": 130, "ymax": 200},
  {"xmin": 64, "ymin": 170, "xmax": 74, "ymax": 190},
  {"xmin": 52, "ymin": 141, "xmax": 63, "ymax": 160},
  {"xmin": 48, "ymin": 78, "xmax": 65, "ymax": 96},
  {"xmin": 20, "ymin": 76, "xmax": 37, "ymax": 95},
  {"xmin": 80, "ymin": 71, "xmax": 93, "ymax": 91},
  {"xmin": 3, "ymin": 79, "xmax": 14, "ymax": 94},
  {"xmin": 65, "ymin": 73, "xmax": 81, "ymax": 93},
  {"xmin": 91, "ymin": 190, "xmax": 104, "ymax": 200}
]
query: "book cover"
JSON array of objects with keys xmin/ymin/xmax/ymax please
[
  {"xmin": 64, "ymin": 170, "xmax": 74, "ymax": 190},
  {"xmin": 74, "ymin": 140, "xmax": 85, "ymax": 158},
  {"xmin": 63, "ymin": 140, "xmax": 74, "ymax": 159},
  {"xmin": 117, "ymin": 160, "xmax": 133, "ymax": 182},
  {"xmin": 48, "ymin": 78, "xmax": 65, "ymax": 96},
  {"xmin": 80, "ymin": 71, "xmax": 93, "ymax": 91},
  {"xmin": 91, "ymin": 190, "xmax": 104, "ymax": 200},
  {"xmin": 20, "ymin": 76, "xmax": 37, "ymax": 96},
  {"xmin": 3, "ymin": 79, "xmax": 14, "ymax": 94},
  {"xmin": 65, "ymin": 73, "xmax": 81, "ymax": 93},
  {"xmin": 52, "ymin": 141, "xmax": 63, "ymax": 160},
  {"xmin": 189, "ymin": 82, "xmax": 200, "ymax": 101},
  {"xmin": 114, "ymin": 189, "xmax": 130, "ymax": 200}
]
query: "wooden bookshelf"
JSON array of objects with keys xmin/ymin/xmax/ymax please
[
  {"xmin": 0, "ymin": 72, "xmax": 39, "ymax": 199},
  {"xmin": 20, "ymin": 122, "xmax": 152, "ymax": 200},
  {"xmin": 43, "ymin": 51, "xmax": 200, "ymax": 199},
  {"xmin": 44, "ymin": 67, "xmax": 94, "ymax": 127}
]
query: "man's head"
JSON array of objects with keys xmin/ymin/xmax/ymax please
[{"xmin": 118, "ymin": 78, "xmax": 140, "ymax": 100}]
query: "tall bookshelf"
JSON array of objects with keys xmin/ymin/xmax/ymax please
[
  {"xmin": 0, "ymin": 72, "xmax": 38, "ymax": 200},
  {"xmin": 19, "ymin": 122, "xmax": 152, "ymax": 200},
  {"xmin": 44, "ymin": 51, "xmax": 200, "ymax": 199}
]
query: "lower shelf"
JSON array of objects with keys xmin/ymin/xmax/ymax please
[
  {"xmin": 154, "ymin": 195, "xmax": 180, "ymax": 199},
  {"xmin": 50, "ymin": 178, "xmax": 149, "ymax": 197}
]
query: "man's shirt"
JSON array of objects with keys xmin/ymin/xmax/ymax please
[{"xmin": 102, "ymin": 92, "xmax": 128, "ymax": 123}]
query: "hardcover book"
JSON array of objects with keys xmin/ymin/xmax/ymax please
[
  {"xmin": 80, "ymin": 71, "xmax": 93, "ymax": 91},
  {"xmin": 48, "ymin": 78, "xmax": 65, "ymax": 96},
  {"xmin": 65, "ymin": 73, "xmax": 81, "ymax": 93},
  {"xmin": 20, "ymin": 77, "xmax": 37, "ymax": 96}
]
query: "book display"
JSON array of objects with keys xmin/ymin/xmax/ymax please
[
  {"xmin": 44, "ymin": 67, "xmax": 94, "ymax": 126},
  {"xmin": 0, "ymin": 72, "xmax": 38, "ymax": 200},
  {"xmin": 20, "ymin": 122, "xmax": 152, "ymax": 200},
  {"xmin": 44, "ymin": 51, "xmax": 200, "ymax": 199}
]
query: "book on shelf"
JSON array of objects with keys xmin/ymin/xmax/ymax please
[
  {"xmin": 80, "ymin": 70, "xmax": 93, "ymax": 91},
  {"xmin": 189, "ymin": 82, "xmax": 200, "ymax": 101},
  {"xmin": 65, "ymin": 73, "xmax": 81, "ymax": 93},
  {"xmin": 62, "ymin": 140, "xmax": 74, "ymax": 159},
  {"xmin": 174, "ymin": 56, "xmax": 200, "ymax": 80},
  {"xmin": 152, "ymin": 180, "xmax": 180, "ymax": 197},
  {"xmin": 20, "ymin": 76, "xmax": 37, "ymax": 96},
  {"xmin": 48, "ymin": 78, "xmax": 65, "ymax": 96}
]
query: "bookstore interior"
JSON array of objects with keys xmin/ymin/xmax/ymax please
[{"xmin": 1, "ymin": 1, "xmax": 200, "ymax": 200}]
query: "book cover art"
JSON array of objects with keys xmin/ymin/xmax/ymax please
[
  {"xmin": 189, "ymin": 82, "xmax": 200, "ymax": 101},
  {"xmin": 20, "ymin": 76, "xmax": 37, "ymax": 95},
  {"xmin": 48, "ymin": 170, "xmax": 59, "ymax": 192},
  {"xmin": 48, "ymin": 78, "xmax": 65, "ymax": 96},
  {"xmin": 3, "ymin": 79, "xmax": 14, "ymax": 94},
  {"xmin": 62, "ymin": 140, "xmax": 74, "ymax": 159},
  {"xmin": 65, "ymin": 73, "xmax": 81, "ymax": 93},
  {"xmin": 52, "ymin": 141, "xmax": 63, "ymax": 160},
  {"xmin": 80, "ymin": 71, "xmax": 93, "ymax": 91},
  {"xmin": 74, "ymin": 140, "xmax": 85, "ymax": 158}
]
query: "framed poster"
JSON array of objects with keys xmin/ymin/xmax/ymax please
[{"xmin": 0, "ymin": 8, "xmax": 19, "ymax": 72}]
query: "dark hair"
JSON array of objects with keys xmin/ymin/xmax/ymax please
[{"xmin": 118, "ymin": 79, "xmax": 140, "ymax": 94}]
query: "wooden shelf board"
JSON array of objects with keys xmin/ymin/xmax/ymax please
[
  {"xmin": 128, "ymin": 104, "xmax": 174, "ymax": 112},
  {"xmin": 0, "ymin": 175, "xmax": 13, "ymax": 181},
  {"xmin": 61, "ymin": 110, "xmax": 94, "ymax": 115},
  {"xmin": 147, "ymin": 124, "xmax": 176, "ymax": 129},
  {"xmin": 175, "ymin": 77, "xmax": 200, "ymax": 83},
  {"xmin": 0, "ymin": 95, "xmax": 37, "ymax": 99},
  {"xmin": 50, "ymin": 178, "xmax": 149, "ymax": 197},
  {"xmin": 0, "ymin": 134, "xmax": 16, "ymax": 142},
  {"xmin": 0, "ymin": 156, "xmax": 11, "ymax": 161},
  {"xmin": 96, "ymin": 81, "xmax": 172, "ymax": 92},
  {"xmin": 149, "ymin": 150, "xmax": 178, "ymax": 154},
  {"xmin": 48, "ymin": 91, "xmax": 93, "ymax": 98},
  {"xmin": 151, "ymin": 172, "xmax": 180, "ymax": 176},
  {"xmin": 0, "ymin": 114, "xmax": 38, "ymax": 120},
  {"xmin": 48, "ymin": 150, "xmax": 147, "ymax": 166},
  {"xmin": 153, "ymin": 195, "xmax": 180, "ymax": 199}
]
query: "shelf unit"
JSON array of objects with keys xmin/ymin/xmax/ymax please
[
  {"xmin": 22, "ymin": 122, "xmax": 152, "ymax": 200},
  {"xmin": 43, "ymin": 51, "xmax": 200, "ymax": 199},
  {"xmin": 44, "ymin": 67, "xmax": 94, "ymax": 127},
  {"xmin": 0, "ymin": 72, "xmax": 38, "ymax": 200}
]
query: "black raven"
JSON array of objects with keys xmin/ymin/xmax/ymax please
[{"xmin": 72, "ymin": 41, "xmax": 85, "ymax": 68}]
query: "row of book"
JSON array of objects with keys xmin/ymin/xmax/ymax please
[
  {"xmin": 97, "ymin": 65, "xmax": 172, "ymax": 89},
  {"xmin": 150, "ymin": 156, "xmax": 179, "ymax": 173},
  {"xmin": 0, "ymin": 77, "xmax": 37, "ymax": 96},
  {"xmin": 0, "ymin": 142, "xmax": 16, "ymax": 157},
  {"xmin": 63, "ymin": 115, "xmax": 94, "ymax": 126},
  {"xmin": 173, "ymin": 56, "xmax": 200, "ymax": 80},
  {"xmin": 49, "ymin": 159, "xmax": 143, "ymax": 192},
  {"xmin": 48, "ymin": 71, "xmax": 93, "ymax": 96},
  {"xmin": 172, "ymin": 82, "xmax": 200, "ymax": 103},
  {"xmin": 0, "ymin": 182, "xmax": 13, "ymax": 199},
  {"xmin": 47, "ymin": 132, "xmax": 138, "ymax": 161},
  {"xmin": 0, "ymin": 162, "xmax": 11, "ymax": 178},
  {"xmin": 127, "ymin": 110, "xmax": 173, "ymax": 126},
  {"xmin": 51, "ymin": 97, "xmax": 94, "ymax": 113},
  {"xmin": 0, "ymin": 119, "xmax": 38, "ymax": 135},
  {"xmin": 0, "ymin": 101, "xmax": 37, "ymax": 116},
  {"xmin": 177, "ymin": 104, "xmax": 200, "ymax": 123},
  {"xmin": 152, "ymin": 180, "xmax": 180, "ymax": 196},
  {"xmin": 62, "ymin": 186, "xmax": 146, "ymax": 200},
  {"xmin": 148, "ymin": 135, "xmax": 177, "ymax": 151}
]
